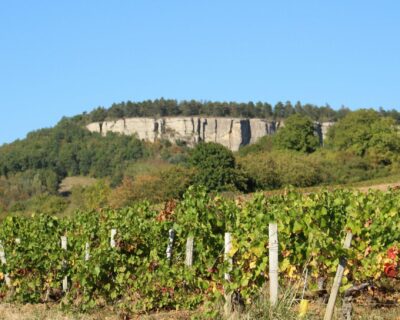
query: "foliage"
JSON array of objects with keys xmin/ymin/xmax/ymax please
[
  {"xmin": 76, "ymin": 98, "xmax": 398, "ymax": 126},
  {"xmin": 326, "ymin": 109, "xmax": 400, "ymax": 163},
  {"xmin": 0, "ymin": 170, "xmax": 60, "ymax": 215},
  {"xmin": 189, "ymin": 142, "xmax": 242, "ymax": 191},
  {"xmin": 273, "ymin": 114, "xmax": 320, "ymax": 153},
  {"xmin": 238, "ymin": 151, "xmax": 325, "ymax": 190},
  {"xmin": 158, "ymin": 166, "xmax": 196, "ymax": 199},
  {"xmin": 109, "ymin": 166, "xmax": 196, "ymax": 207},
  {"xmin": 109, "ymin": 175, "xmax": 163, "ymax": 207},
  {"xmin": 0, "ymin": 187, "xmax": 400, "ymax": 315},
  {"xmin": 0, "ymin": 119, "xmax": 147, "ymax": 181},
  {"xmin": 237, "ymin": 135, "xmax": 274, "ymax": 157},
  {"xmin": 3, "ymin": 105, "xmax": 400, "ymax": 217},
  {"xmin": 69, "ymin": 180, "xmax": 111, "ymax": 212},
  {"xmin": 8, "ymin": 194, "xmax": 68, "ymax": 216},
  {"xmin": 79, "ymin": 99, "xmax": 355, "ymax": 122}
]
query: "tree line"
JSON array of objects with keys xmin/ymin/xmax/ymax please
[
  {"xmin": 80, "ymin": 99, "xmax": 400, "ymax": 124},
  {"xmin": 79, "ymin": 99, "xmax": 355, "ymax": 123}
]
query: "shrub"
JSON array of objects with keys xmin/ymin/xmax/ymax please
[
  {"xmin": 326, "ymin": 109, "xmax": 400, "ymax": 162},
  {"xmin": 70, "ymin": 180, "xmax": 111, "ymax": 211},
  {"xmin": 238, "ymin": 151, "xmax": 324, "ymax": 190},
  {"xmin": 159, "ymin": 166, "xmax": 196, "ymax": 199},
  {"xmin": 273, "ymin": 114, "xmax": 320, "ymax": 153},
  {"xmin": 189, "ymin": 142, "xmax": 240, "ymax": 191},
  {"xmin": 110, "ymin": 166, "xmax": 196, "ymax": 207},
  {"xmin": 109, "ymin": 175, "xmax": 163, "ymax": 207}
]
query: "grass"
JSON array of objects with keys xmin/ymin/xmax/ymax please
[
  {"xmin": 219, "ymin": 172, "xmax": 400, "ymax": 202},
  {"xmin": 345, "ymin": 173, "xmax": 400, "ymax": 188},
  {"xmin": 0, "ymin": 303, "xmax": 117, "ymax": 320},
  {"xmin": 1, "ymin": 295, "xmax": 400, "ymax": 320},
  {"xmin": 58, "ymin": 176, "xmax": 97, "ymax": 194}
]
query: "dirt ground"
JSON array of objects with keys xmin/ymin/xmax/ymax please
[
  {"xmin": 0, "ymin": 303, "xmax": 111, "ymax": 320},
  {"xmin": 357, "ymin": 182, "xmax": 400, "ymax": 193},
  {"xmin": 1, "ymin": 302, "xmax": 400, "ymax": 320},
  {"xmin": 0, "ymin": 303, "xmax": 197, "ymax": 320}
]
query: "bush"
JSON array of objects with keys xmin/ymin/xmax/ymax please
[
  {"xmin": 326, "ymin": 109, "xmax": 400, "ymax": 162},
  {"xmin": 110, "ymin": 166, "xmax": 196, "ymax": 207},
  {"xmin": 159, "ymin": 166, "xmax": 196, "ymax": 199},
  {"xmin": 238, "ymin": 151, "xmax": 324, "ymax": 190},
  {"xmin": 273, "ymin": 114, "xmax": 320, "ymax": 153},
  {"xmin": 70, "ymin": 180, "xmax": 111, "ymax": 211},
  {"xmin": 109, "ymin": 175, "xmax": 163, "ymax": 207},
  {"xmin": 238, "ymin": 135, "xmax": 274, "ymax": 156},
  {"xmin": 189, "ymin": 142, "xmax": 241, "ymax": 191}
]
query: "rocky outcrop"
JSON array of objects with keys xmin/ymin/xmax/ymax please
[
  {"xmin": 314, "ymin": 121, "xmax": 335, "ymax": 145},
  {"xmin": 86, "ymin": 117, "xmax": 332, "ymax": 151}
]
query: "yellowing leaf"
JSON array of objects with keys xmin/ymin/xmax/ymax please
[
  {"xmin": 280, "ymin": 258, "xmax": 291, "ymax": 272},
  {"xmin": 229, "ymin": 244, "xmax": 238, "ymax": 257},
  {"xmin": 250, "ymin": 246, "xmax": 263, "ymax": 258},
  {"xmin": 288, "ymin": 265, "xmax": 296, "ymax": 278}
]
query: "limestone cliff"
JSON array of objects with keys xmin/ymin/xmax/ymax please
[{"xmin": 86, "ymin": 117, "xmax": 330, "ymax": 151}]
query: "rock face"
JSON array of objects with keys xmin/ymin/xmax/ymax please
[{"xmin": 86, "ymin": 117, "xmax": 331, "ymax": 151}]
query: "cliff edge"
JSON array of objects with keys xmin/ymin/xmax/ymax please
[{"xmin": 87, "ymin": 117, "xmax": 331, "ymax": 151}]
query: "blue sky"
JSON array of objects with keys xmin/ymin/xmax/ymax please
[{"xmin": 1, "ymin": 1, "xmax": 399, "ymax": 144}]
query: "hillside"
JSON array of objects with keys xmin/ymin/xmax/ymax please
[{"xmin": 1, "ymin": 102, "xmax": 400, "ymax": 217}]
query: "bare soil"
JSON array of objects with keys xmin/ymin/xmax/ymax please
[{"xmin": 357, "ymin": 182, "xmax": 400, "ymax": 193}]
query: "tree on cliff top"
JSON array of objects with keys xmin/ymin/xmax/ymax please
[{"xmin": 273, "ymin": 114, "xmax": 320, "ymax": 153}]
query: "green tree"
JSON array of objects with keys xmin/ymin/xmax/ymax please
[
  {"xmin": 189, "ymin": 142, "xmax": 238, "ymax": 191},
  {"xmin": 326, "ymin": 109, "xmax": 400, "ymax": 163},
  {"xmin": 273, "ymin": 114, "xmax": 319, "ymax": 153},
  {"xmin": 90, "ymin": 107, "xmax": 107, "ymax": 122}
]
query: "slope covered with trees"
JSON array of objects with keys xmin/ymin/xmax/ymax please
[
  {"xmin": 0, "ymin": 118, "xmax": 147, "ymax": 182},
  {"xmin": 1, "ymin": 103, "xmax": 400, "ymax": 217}
]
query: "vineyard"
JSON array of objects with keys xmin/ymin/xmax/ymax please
[{"xmin": 0, "ymin": 186, "xmax": 399, "ymax": 316}]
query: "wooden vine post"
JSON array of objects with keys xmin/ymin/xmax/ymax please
[
  {"xmin": 223, "ymin": 232, "xmax": 233, "ymax": 317},
  {"xmin": 0, "ymin": 240, "xmax": 11, "ymax": 287},
  {"xmin": 324, "ymin": 232, "xmax": 353, "ymax": 320},
  {"xmin": 185, "ymin": 236, "xmax": 194, "ymax": 267},
  {"xmin": 61, "ymin": 236, "xmax": 68, "ymax": 292},
  {"xmin": 110, "ymin": 229, "xmax": 117, "ymax": 248},
  {"xmin": 224, "ymin": 232, "xmax": 232, "ymax": 281},
  {"xmin": 166, "ymin": 229, "xmax": 175, "ymax": 261},
  {"xmin": 85, "ymin": 242, "xmax": 90, "ymax": 261},
  {"xmin": 269, "ymin": 222, "xmax": 279, "ymax": 306}
]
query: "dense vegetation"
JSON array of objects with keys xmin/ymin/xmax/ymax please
[
  {"xmin": 0, "ymin": 187, "xmax": 399, "ymax": 316},
  {"xmin": 1, "ymin": 101, "xmax": 400, "ymax": 316},
  {"xmin": 79, "ymin": 98, "xmax": 400, "ymax": 124},
  {"xmin": 82, "ymin": 99, "xmax": 350, "ymax": 123},
  {"xmin": 1, "ymin": 103, "xmax": 400, "ymax": 216},
  {"xmin": 0, "ymin": 118, "xmax": 154, "ymax": 214}
]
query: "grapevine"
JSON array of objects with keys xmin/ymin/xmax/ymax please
[{"xmin": 0, "ymin": 186, "xmax": 399, "ymax": 313}]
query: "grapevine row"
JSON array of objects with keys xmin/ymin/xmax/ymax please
[{"xmin": 0, "ymin": 186, "xmax": 399, "ymax": 313}]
